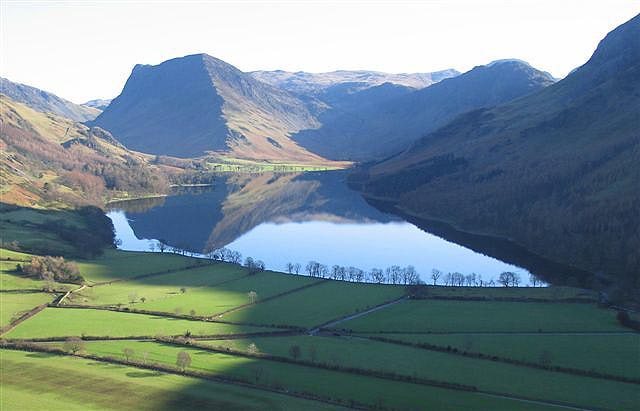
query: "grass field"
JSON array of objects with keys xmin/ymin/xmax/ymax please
[
  {"xmin": 224, "ymin": 280, "xmax": 406, "ymax": 327},
  {"xmin": 200, "ymin": 335, "xmax": 639, "ymax": 411},
  {"xmin": 0, "ymin": 349, "xmax": 347, "ymax": 411},
  {"xmin": 4, "ymin": 308, "xmax": 274, "ymax": 339},
  {"xmin": 339, "ymin": 299, "xmax": 626, "ymax": 333},
  {"xmin": 0, "ymin": 292, "xmax": 54, "ymax": 327},
  {"xmin": 1, "ymin": 244, "xmax": 638, "ymax": 411},
  {"xmin": 76, "ymin": 250, "xmax": 202, "ymax": 283},
  {"xmin": 44, "ymin": 340, "xmax": 557, "ymax": 411},
  {"xmin": 355, "ymin": 333, "xmax": 640, "ymax": 379}
]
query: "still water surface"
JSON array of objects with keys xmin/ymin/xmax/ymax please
[{"xmin": 108, "ymin": 171, "xmax": 531, "ymax": 285}]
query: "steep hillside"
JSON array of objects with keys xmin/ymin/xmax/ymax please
[
  {"xmin": 92, "ymin": 54, "xmax": 326, "ymax": 161},
  {"xmin": 294, "ymin": 60, "xmax": 555, "ymax": 161},
  {"xmin": 0, "ymin": 95, "xmax": 169, "ymax": 207},
  {"xmin": 0, "ymin": 77, "xmax": 100, "ymax": 122},
  {"xmin": 359, "ymin": 14, "xmax": 640, "ymax": 297}
]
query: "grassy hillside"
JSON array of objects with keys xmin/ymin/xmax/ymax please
[
  {"xmin": 358, "ymin": 14, "xmax": 640, "ymax": 300},
  {"xmin": 0, "ymin": 77, "xmax": 100, "ymax": 122},
  {"xmin": 0, "ymin": 95, "xmax": 170, "ymax": 207}
]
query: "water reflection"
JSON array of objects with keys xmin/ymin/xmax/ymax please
[{"xmin": 108, "ymin": 171, "xmax": 531, "ymax": 285}]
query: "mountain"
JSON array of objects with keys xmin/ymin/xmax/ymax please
[
  {"xmin": 0, "ymin": 77, "xmax": 100, "ymax": 122},
  {"xmin": 82, "ymin": 98, "xmax": 112, "ymax": 110},
  {"xmin": 357, "ymin": 14, "xmax": 640, "ymax": 296},
  {"xmin": 91, "ymin": 54, "xmax": 326, "ymax": 161},
  {"xmin": 250, "ymin": 69, "xmax": 459, "ymax": 95},
  {"xmin": 0, "ymin": 94, "xmax": 168, "ymax": 206},
  {"xmin": 293, "ymin": 60, "xmax": 555, "ymax": 161}
]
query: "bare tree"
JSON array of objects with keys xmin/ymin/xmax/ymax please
[
  {"xmin": 247, "ymin": 290, "xmax": 258, "ymax": 304},
  {"xmin": 180, "ymin": 287, "xmax": 187, "ymax": 294},
  {"xmin": 128, "ymin": 292, "xmax": 138, "ymax": 304},
  {"xmin": 63, "ymin": 337, "xmax": 85, "ymax": 354},
  {"xmin": 148, "ymin": 241, "xmax": 156, "ymax": 252},
  {"xmin": 431, "ymin": 269, "xmax": 442, "ymax": 286},
  {"xmin": 157, "ymin": 241, "xmax": 166, "ymax": 253},
  {"xmin": 123, "ymin": 347, "xmax": 134, "ymax": 362},
  {"xmin": 293, "ymin": 263, "xmax": 301, "ymax": 275},
  {"xmin": 140, "ymin": 296, "xmax": 147, "ymax": 303},
  {"xmin": 176, "ymin": 351, "xmax": 192, "ymax": 372},
  {"xmin": 288, "ymin": 344, "xmax": 301, "ymax": 360},
  {"xmin": 286, "ymin": 262, "xmax": 294, "ymax": 274},
  {"xmin": 370, "ymin": 268, "xmax": 385, "ymax": 284},
  {"xmin": 189, "ymin": 309, "xmax": 196, "ymax": 317}
]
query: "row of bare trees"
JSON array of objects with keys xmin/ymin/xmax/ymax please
[{"xmin": 284, "ymin": 261, "xmax": 420, "ymax": 285}]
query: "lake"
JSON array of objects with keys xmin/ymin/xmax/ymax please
[{"xmin": 107, "ymin": 171, "xmax": 536, "ymax": 286}]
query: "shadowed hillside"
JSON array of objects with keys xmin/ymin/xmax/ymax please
[
  {"xmin": 91, "ymin": 54, "xmax": 325, "ymax": 162},
  {"xmin": 358, "ymin": 14, "xmax": 640, "ymax": 299},
  {"xmin": 294, "ymin": 60, "xmax": 555, "ymax": 161}
]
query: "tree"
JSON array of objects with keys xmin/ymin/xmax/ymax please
[
  {"xmin": 247, "ymin": 290, "xmax": 258, "ymax": 304},
  {"xmin": 431, "ymin": 269, "xmax": 442, "ymax": 285},
  {"xmin": 370, "ymin": 268, "xmax": 385, "ymax": 284},
  {"xmin": 189, "ymin": 309, "xmax": 196, "ymax": 317},
  {"xmin": 128, "ymin": 292, "xmax": 138, "ymax": 304},
  {"xmin": 123, "ymin": 347, "xmax": 134, "ymax": 362},
  {"xmin": 148, "ymin": 241, "xmax": 156, "ymax": 252},
  {"xmin": 288, "ymin": 344, "xmax": 301, "ymax": 360},
  {"xmin": 176, "ymin": 351, "xmax": 192, "ymax": 372},
  {"xmin": 157, "ymin": 241, "xmax": 167, "ymax": 253},
  {"xmin": 63, "ymin": 337, "xmax": 84, "ymax": 354},
  {"xmin": 247, "ymin": 343, "xmax": 259, "ymax": 355},
  {"xmin": 286, "ymin": 262, "xmax": 294, "ymax": 274},
  {"xmin": 140, "ymin": 296, "xmax": 147, "ymax": 303},
  {"xmin": 180, "ymin": 287, "xmax": 187, "ymax": 294},
  {"xmin": 293, "ymin": 263, "xmax": 301, "ymax": 275}
]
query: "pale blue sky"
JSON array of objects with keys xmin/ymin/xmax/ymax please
[{"xmin": 1, "ymin": 0, "xmax": 638, "ymax": 103}]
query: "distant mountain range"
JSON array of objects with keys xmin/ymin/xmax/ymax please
[
  {"xmin": 250, "ymin": 69, "xmax": 459, "ymax": 95},
  {"xmin": 357, "ymin": 14, "xmax": 640, "ymax": 294},
  {"xmin": 293, "ymin": 60, "xmax": 555, "ymax": 160},
  {"xmin": 82, "ymin": 98, "xmax": 112, "ymax": 110},
  {"xmin": 1, "ymin": 77, "xmax": 100, "ymax": 122}
]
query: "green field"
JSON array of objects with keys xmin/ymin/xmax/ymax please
[
  {"xmin": 4, "ymin": 308, "xmax": 273, "ymax": 339},
  {"xmin": 0, "ymin": 349, "xmax": 347, "ymax": 411},
  {"xmin": 199, "ymin": 335, "xmax": 639, "ymax": 411},
  {"xmin": 42, "ymin": 340, "xmax": 556, "ymax": 411},
  {"xmin": 339, "ymin": 299, "xmax": 626, "ymax": 333},
  {"xmin": 224, "ymin": 280, "xmax": 405, "ymax": 327},
  {"xmin": 356, "ymin": 333, "xmax": 640, "ymax": 379},
  {"xmin": 1, "ymin": 244, "xmax": 638, "ymax": 410},
  {"xmin": 76, "ymin": 250, "xmax": 202, "ymax": 284},
  {"xmin": 0, "ymin": 292, "xmax": 54, "ymax": 327}
]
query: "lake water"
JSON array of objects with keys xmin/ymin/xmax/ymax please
[{"xmin": 107, "ymin": 171, "xmax": 534, "ymax": 286}]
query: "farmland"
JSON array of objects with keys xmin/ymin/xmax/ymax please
[{"xmin": 1, "ymin": 247, "xmax": 638, "ymax": 410}]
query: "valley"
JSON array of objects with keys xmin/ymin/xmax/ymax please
[{"xmin": 1, "ymin": 6, "xmax": 638, "ymax": 411}]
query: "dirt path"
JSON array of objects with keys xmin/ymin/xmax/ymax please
[{"xmin": 308, "ymin": 296, "xmax": 409, "ymax": 335}]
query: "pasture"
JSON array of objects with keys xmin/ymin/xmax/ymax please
[
  {"xmin": 4, "ymin": 308, "xmax": 274, "ymax": 339},
  {"xmin": 0, "ymin": 349, "xmax": 346, "ymax": 411},
  {"xmin": 338, "ymin": 299, "xmax": 626, "ymax": 333}
]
